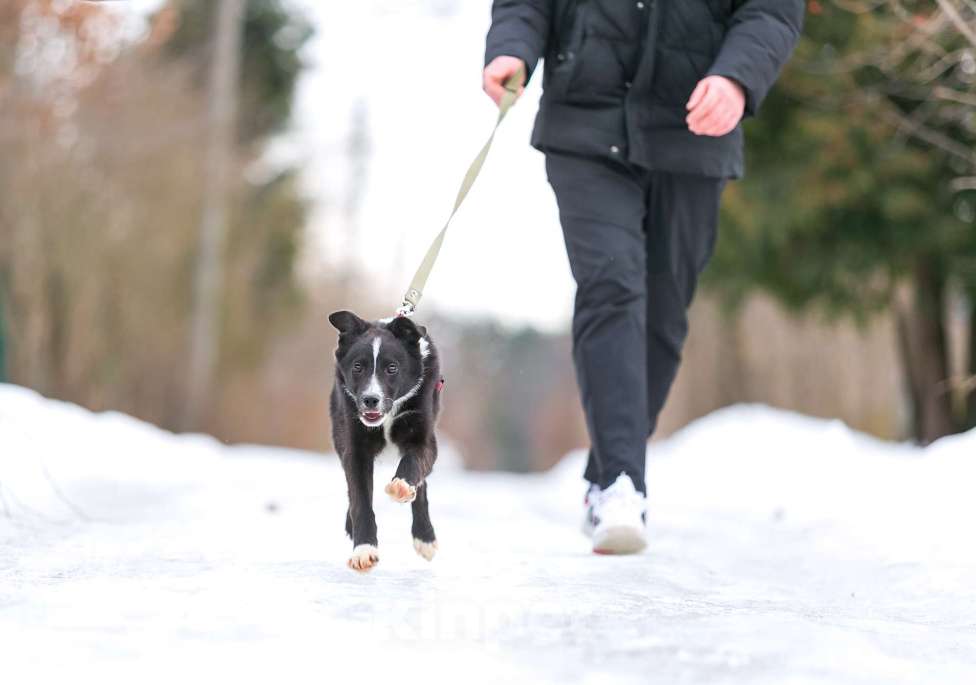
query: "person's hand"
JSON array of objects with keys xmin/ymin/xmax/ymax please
[
  {"xmin": 483, "ymin": 56, "xmax": 526, "ymax": 106},
  {"xmin": 686, "ymin": 76, "xmax": 746, "ymax": 137}
]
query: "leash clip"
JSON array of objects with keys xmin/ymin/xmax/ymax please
[{"xmin": 397, "ymin": 288, "xmax": 421, "ymax": 317}]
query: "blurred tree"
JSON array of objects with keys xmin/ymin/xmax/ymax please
[
  {"xmin": 337, "ymin": 99, "xmax": 371, "ymax": 300},
  {"xmin": 165, "ymin": 0, "xmax": 312, "ymax": 144},
  {"xmin": 708, "ymin": 0, "xmax": 976, "ymax": 442},
  {"xmin": 0, "ymin": 281, "xmax": 6, "ymax": 383},
  {"xmin": 0, "ymin": 1, "xmax": 21, "ymax": 386},
  {"xmin": 0, "ymin": 0, "xmax": 316, "ymax": 440},
  {"xmin": 165, "ymin": 0, "xmax": 313, "ymax": 428},
  {"xmin": 437, "ymin": 319, "xmax": 588, "ymax": 472},
  {"xmin": 184, "ymin": 0, "xmax": 245, "ymax": 430}
]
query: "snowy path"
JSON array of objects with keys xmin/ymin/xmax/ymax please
[{"xmin": 1, "ymin": 385, "xmax": 974, "ymax": 684}]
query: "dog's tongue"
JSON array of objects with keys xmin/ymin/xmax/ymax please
[{"xmin": 363, "ymin": 411, "xmax": 383, "ymax": 422}]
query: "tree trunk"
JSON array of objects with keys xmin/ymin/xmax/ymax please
[
  {"xmin": 893, "ymin": 262, "xmax": 956, "ymax": 443},
  {"xmin": 966, "ymin": 294, "xmax": 976, "ymax": 431},
  {"xmin": 183, "ymin": 0, "xmax": 245, "ymax": 430},
  {"xmin": 0, "ymin": 273, "xmax": 6, "ymax": 383}
]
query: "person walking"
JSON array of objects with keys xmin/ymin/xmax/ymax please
[{"xmin": 484, "ymin": 0, "xmax": 804, "ymax": 554}]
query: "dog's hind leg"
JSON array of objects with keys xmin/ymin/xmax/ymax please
[
  {"xmin": 410, "ymin": 482, "xmax": 437, "ymax": 561},
  {"xmin": 344, "ymin": 455, "xmax": 379, "ymax": 572}
]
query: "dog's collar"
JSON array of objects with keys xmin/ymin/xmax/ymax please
[{"xmin": 391, "ymin": 378, "xmax": 423, "ymax": 414}]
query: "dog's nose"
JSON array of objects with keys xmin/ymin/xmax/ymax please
[{"xmin": 362, "ymin": 395, "xmax": 380, "ymax": 409}]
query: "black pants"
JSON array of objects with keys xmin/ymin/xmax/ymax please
[{"xmin": 545, "ymin": 151, "xmax": 726, "ymax": 494}]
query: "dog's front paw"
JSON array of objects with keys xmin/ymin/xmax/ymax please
[
  {"xmin": 413, "ymin": 538, "xmax": 438, "ymax": 561},
  {"xmin": 385, "ymin": 478, "xmax": 417, "ymax": 503},
  {"xmin": 348, "ymin": 544, "xmax": 379, "ymax": 572}
]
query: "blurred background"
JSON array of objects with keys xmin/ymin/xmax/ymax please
[{"xmin": 1, "ymin": 0, "xmax": 974, "ymax": 472}]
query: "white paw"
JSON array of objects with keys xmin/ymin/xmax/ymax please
[
  {"xmin": 413, "ymin": 538, "xmax": 438, "ymax": 561},
  {"xmin": 385, "ymin": 478, "xmax": 417, "ymax": 503},
  {"xmin": 347, "ymin": 544, "xmax": 379, "ymax": 572}
]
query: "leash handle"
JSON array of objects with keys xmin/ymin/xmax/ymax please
[{"xmin": 397, "ymin": 66, "xmax": 525, "ymax": 317}]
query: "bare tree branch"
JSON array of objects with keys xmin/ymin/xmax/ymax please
[{"xmin": 935, "ymin": 0, "xmax": 976, "ymax": 47}]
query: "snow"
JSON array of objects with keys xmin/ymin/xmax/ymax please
[{"xmin": 1, "ymin": 383, "xmax": 974, "ymax": 684}]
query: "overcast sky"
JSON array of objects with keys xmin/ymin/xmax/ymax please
[{"xmin": 287, "ymin": 0, "xmax": 575, "ymax": 331}]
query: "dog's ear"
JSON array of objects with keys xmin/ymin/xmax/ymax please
[
  {"xmin": 386, "ymin": 316, "xmax": 424, "ymax": 344},
  {"xmin": 328, "ymin": 310, "xmax": 369, "ymax": 336}
]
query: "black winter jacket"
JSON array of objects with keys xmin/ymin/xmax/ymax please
[{"xmin": 484, "ymin": 0, "xmax": 804, "ymax": 178}]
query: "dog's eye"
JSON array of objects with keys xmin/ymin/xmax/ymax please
[
  {"xmin": 352, "ymin": 361, "xmax": 364, "ymax": 373},
  {"xmin": 386, "ymin": 363, "xmax": 398, "ymax": 375}
]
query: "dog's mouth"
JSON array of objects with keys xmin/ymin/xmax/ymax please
[{"xmin": 359, "ymin": 410, "xmax": 385, "ymax": 426}]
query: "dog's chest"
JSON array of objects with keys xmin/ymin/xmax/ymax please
[
  {"xmin": 375, "ymin": 415, "xmax": 399, "ymax": 463},
  {"xmin": 375, "ymin": 438, "xmax": 400, "ymax": 466},
  {"xmin": 381, "ymin": 414, "xmax": 396, "ymax": 445}
]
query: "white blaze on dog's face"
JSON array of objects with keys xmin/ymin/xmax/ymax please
[{"xmin": 328, "ymin": 311, "xmax": 428, "ymax": 429}]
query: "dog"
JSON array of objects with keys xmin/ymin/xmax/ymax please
[{"xmin": 328, "ymin": 310, "xmax": 443, "ymax": 572}]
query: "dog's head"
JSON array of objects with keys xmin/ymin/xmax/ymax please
[{"xmin": 328, "ymin": 310, "xmax": 429, "ymax": 428}]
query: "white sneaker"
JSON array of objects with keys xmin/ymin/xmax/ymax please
[
  {"xmin": 582, "ymin": 483, "xmax": 602, "ymax": 538},
  {"xmin": 583, "ymin": 473, "xmax": 647, "ymax": 555}
]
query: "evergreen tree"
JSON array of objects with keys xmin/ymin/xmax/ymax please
[
  {"xmin": 165, "ymin": 0, "xmax": 312, "ymax": 143},
  {"xmin": 708, "ymin": 1, "xmax": 976, "ymax": 442}
]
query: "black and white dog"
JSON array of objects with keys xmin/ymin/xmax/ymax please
[{"xmin": 328, "ymin": 310, "xmax": 442, "ymax": 572}]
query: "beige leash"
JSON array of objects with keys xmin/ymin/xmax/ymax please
[{"xmin": 397, "ymin": 67, "xmax": 525, "ymax": 317}]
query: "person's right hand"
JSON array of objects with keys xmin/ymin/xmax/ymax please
[{"xmin": 483, "ymin": 56, "xmax": 526, "ymax": 106}]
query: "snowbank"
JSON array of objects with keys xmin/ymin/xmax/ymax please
[{"xmin": 1, "ymin": 384, "xmax": 974, "ymax": 684}]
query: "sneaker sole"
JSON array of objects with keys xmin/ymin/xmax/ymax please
[{"xmin": 592, "ymin": 526, "xmax": 647, "ymax": 555}]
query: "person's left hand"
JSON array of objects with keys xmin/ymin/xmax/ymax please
[{"xmin": 686, "ymin": 76, "xmax": 745, "ymax": 137}]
